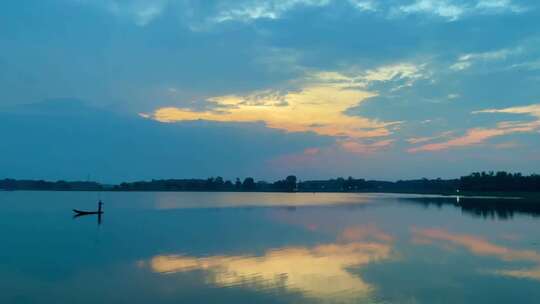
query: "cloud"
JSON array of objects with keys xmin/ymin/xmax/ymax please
[
  {"xmin": 303, "ymin": 147, "xmax": 321, "ymax": 155},
  {"xmin": 408, "ymin": 126, "xmax": 514, "ymax": 152},
  {"xmin": 266, "ymin": 138, "xmax": 396, "ymax": 173},
  {"xmin": 406, "ymin": 131, "xmax": 454, "ymax": 144},
  {"xmin": 72, "ymin": 0, "xmax": 380, "ymax": 29},
  {"xmin": 449, "ymin": 61, "xmax": 472, "ymax": 71},
  {"xmin": 309, "ymin": 63, "xmax": 427, "ymax": 90},
  {"xmin": 74, "ymin": 0, "xmax": 171, "ymax": 26},
  {"xmin": 475, "ymin": 0, "xmax": 526, "ymax": 13},
  {"xmin": 473, "ymin": 103, "xmax": 540, "ymax": 117},
  {"xmin": 408, "ymin": 122, "xmax": 538, "ymax": 152},
  {"xmin": 408, "ymin": 103, "xmax": 540, "ymax": 152},
  {"xmin": 211, "ymin": 0, "xmax": 379, "ymax": 24},
  {"xmin": 253, "ymin": 47, "xmax": 305, "ymax": 74},
  {"xmin": 142, "ymin": 65, "xmax": 424, "ymax": 140},
  {"xmin": 348, "ymin": 0, "xmax": 378, "ymax": 11},
  {"xmin": 363, "ymin": 63, "xmax": 426, "ymax": 85},
  {"xmin": 450, "ymin": 47, "xmax": 523, "ymax": 71},
  {"xmin": 493, "ymin": 141, "xmax": 520, "ymax": 149},
  {"xmin": 340, "ymin": 139, "xmax": 395, "ymax": 154},
  {"xmin": 510, "ymin": 59, "xmax": 540, "ymax": 71},
  {"xmin": 212, "ymin": 0, "xmax": 332, "ymax": 23},
  {"xmin": 142, "ymin": 87, "xmax": 389, "ymax": 138},
  {"xmin": 72, "ymin": 0, "xmax": 527, "ymax": 27},
  {"xmin": 0, "ymin": 99, "xmax": 337, "ymax": 182},
  {"xmin": 266, "ymin": 148, "xmax": 322, "ymax": 169},
  {"xmin": 141, "ymin": 63, "xmax": 432, "ymax": 166},
  {"xmin": 395, "ymin": 0, "xmax": 525, "ymax": 21},
  {"xmin": 398, "ymin": 0, "xmax": 466, "ymax": 21}
]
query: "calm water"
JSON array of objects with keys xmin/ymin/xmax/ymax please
[{"xmin": 1, "ymin": 191, "xmax": 539, "ymax": 304}]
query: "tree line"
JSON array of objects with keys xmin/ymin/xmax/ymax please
[
  {"xmin": 1, "ymin": 171, "xmax": 539, "ymax": 193},
  {"xmin": 0, "ymin": 179, "xmax": 102, "ymax": 191},
  {"xmin": 113, "ymin": 176, "xmax": 298, "ymax": 192}
]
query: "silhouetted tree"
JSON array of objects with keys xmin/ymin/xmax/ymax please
[
  {"xmin": 242, "ymin": 177, "xmax": 256, "ymax": 191},
  {"xmin": 2, "ymin": 171, "xmax": 539, "ymax": 193},
  {"xmin": 285, "ymin": 175, "xmax": 297, "ymax": 192}
]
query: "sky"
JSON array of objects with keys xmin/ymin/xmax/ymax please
[{"xmin": 1, "ymin": 0, "xmax": 540, "ymax": 182}]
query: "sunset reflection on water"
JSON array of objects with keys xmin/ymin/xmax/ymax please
[
  {"xmin": 1, "ymin": 192, "xmax": 540, "ymax": 303},
  {"xmin": 141, "ymin": 225, "xmax": 395, "ymax": 302}
]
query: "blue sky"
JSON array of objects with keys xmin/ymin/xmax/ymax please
[{"xmin": 1, "ymin": 0, "xmax": 539, "ymax": 182}]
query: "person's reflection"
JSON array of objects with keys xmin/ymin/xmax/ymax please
[{"xmin": 98, "ymin": 212, "xmax": 102, "ymax": 225}]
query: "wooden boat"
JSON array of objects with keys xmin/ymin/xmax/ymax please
[
  {"xmin": 73, "ymin": 201, "xmax": 103, "ymax": 215},
  {"xmin": 73, "ymin": 209, "xmax": 103, "ymax": 215}
]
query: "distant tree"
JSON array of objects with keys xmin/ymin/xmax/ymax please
[
  {"xmin": 235, "ymin": 178, "xmax": 242, "ymax": 190},
  {"xmin": 215, "ymin": 176, "xmax": 225, "ymax": 190},
  {"xmin": 2, "ymin": 171, "xmax": 539, "ymax": 193},
  {"xmin": 345, "ymin": 176, "xmax": 354, "ymax": 191},
  {"xmin": 336, "ymin": 177, "xmax": 346, "ymax": 191},
  {"xmin": 205, "ymin": 177, "xmax": 216, "ymax": 190},
  {"xmin": 285, "ymin": 175, "xmax": 297, "ymax": 192},
  {"xmin": 242, "ymin": 177, "xmax": 256, "ymax": 191}
]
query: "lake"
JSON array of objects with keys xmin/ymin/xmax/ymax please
[{"xmin": 1, "ymin": 191, "xmax": 539, "ymax": 304}]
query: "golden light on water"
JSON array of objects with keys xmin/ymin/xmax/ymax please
[{"xmin": 144, "ymin": 241, "xmax": 392, "ymax": 301}]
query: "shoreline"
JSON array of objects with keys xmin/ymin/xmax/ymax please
[{"xmin": 2, "ymin": 188, "xmax": 539, "ymax": 200}]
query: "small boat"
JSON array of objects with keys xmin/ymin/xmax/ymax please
[
  {"xmin": 73, "ymin": 201, "xmax": 103, "ymax": 215},
  {"xmin": 73, "ymin": 210, "xmax": 103, "ymax": 215}
]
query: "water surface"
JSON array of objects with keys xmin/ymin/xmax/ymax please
[{"xmin": 1, "ymin": 191, "xmax": 539, "ymax": 303}]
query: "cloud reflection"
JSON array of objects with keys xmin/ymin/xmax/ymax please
[
  {"xmin": 142, "ymin": 225, "xmax": 396, "ymax": 301},
  {"xmin": 144, "ymin": 242, "xmax": 391, "ymax": 300},
  {"xmin": 412, "ymin": 228, "xmax": 540, "ymax": 281},
  {"xmin": 339, "ymin": 224, "xmax": 394, "ymax": 243},
  {"xmin": 497, "ymin": 268, "xmax": 540, "ymax": 280}
]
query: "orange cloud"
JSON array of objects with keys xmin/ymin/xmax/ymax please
[
  {"xmin": 408, "ymin": 127, "xmax": 510, "ymax": 152},
  {"xmin": 340, "ymin": 139, "xmax": 395, "ymax": 154},
  {"xmin": 406, "ymin": 131, "xmax": 454, "ymax": 144},
  {"xmin": 409, "ymin": 103, "xmax": 540, "ymax": 152},
  {"xmin": 267, "ymin": 138, "xmax": 395, "ymax": 172},
  {"xmin": 494, "ymin": 142, "xmax": 520, "ymax": 149},
  {"xmin": 303, "ymin": 147, "xmax": 320, "ymax": 155},
  {"xmin": 266, "ymin": 146, "xmax": 324, "ymax": 169},
  {"xmin": 142, "ymin": 86, "xmax": 399, "ymax": 139},
  {"xmin": 140, "ymin": 66, "xmax": 424, "ymax": 140}
]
